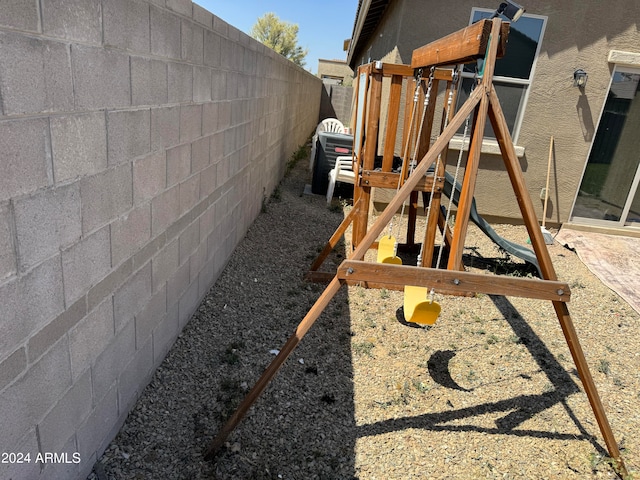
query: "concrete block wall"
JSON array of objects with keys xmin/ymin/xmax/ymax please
[{"xmin": 0, "ymin": 1, "xmax": 321, "ymax": 479}]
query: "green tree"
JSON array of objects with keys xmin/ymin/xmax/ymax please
[{"xmin": 250, "ymin": 13, "xmax": 308, "ymax": 67}]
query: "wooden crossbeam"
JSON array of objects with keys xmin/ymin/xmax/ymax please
[
  {"xmin": 372, "ymin": 62, "xmax": 413, "ymax": 76},
  {"xmin": 411, "ymin": 19, "xmax": 509, "ymax": 68},
  {"xmin": 359, "ymin": 170, "xmax": 444, "ymax": 191},
  {"xmin": 382, "ymin": 74, "xmax": 403, "ymax": 171},
  {"xmin": 372, "ymin": 62, "xmax": 456, "ymax": 82},
  {"xmin": 337, "ymin": 261, "xmax": 571, "ymax": 302}
]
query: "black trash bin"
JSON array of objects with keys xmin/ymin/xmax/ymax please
[{"xmin": 311, "ymin": 131, "xmax": 354, "ymax": 195}]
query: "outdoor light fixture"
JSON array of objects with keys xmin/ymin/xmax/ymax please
[
  {"xmin": 574, "ymin": 69, "xmax": 588, "ymax": 87},
  {"xmin": 491, "ymin": 1, "xmax": 526, "ymax": 22}
]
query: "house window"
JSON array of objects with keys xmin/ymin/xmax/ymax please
[{"xmin": 456, "ymin": 9, "xmax": 547, "ymax": 142}]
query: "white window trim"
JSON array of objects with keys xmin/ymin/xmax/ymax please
[
  {"xmin": 449, "ymin": 137, "xmax": 526, "ymax": 157},
  {"xmin": 608, "ymin": 50, "xmax": 640, "ymax": 67}
]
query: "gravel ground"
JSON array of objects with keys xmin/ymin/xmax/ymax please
[{"xmin": 89, "ymin": 148, "xmax": 639, "ymax": 479}]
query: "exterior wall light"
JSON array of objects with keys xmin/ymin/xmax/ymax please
[
  {"xmin": 574, "ymin": 69, "xmax": 588, "ymax": 87},
  {"xmin": 491, "ymin": 1, "xmax": 526, "ymax": 22}
]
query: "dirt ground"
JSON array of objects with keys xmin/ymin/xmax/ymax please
[{"xmin": 91, "ymin": 149, "xmax": 639, "ymax": 480}]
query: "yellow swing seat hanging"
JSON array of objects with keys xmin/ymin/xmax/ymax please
[
  {"xmin": 377, "ymin": 235, "xmax": 402, "ymax": 264},
  {"xmin": 403, "ymin": 285, "xmax": 441, "ymax": 325}
]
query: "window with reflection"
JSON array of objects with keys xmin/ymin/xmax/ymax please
[{"xmin": 457, "ymin": 9, "xmax": 547, "ymax": 141}]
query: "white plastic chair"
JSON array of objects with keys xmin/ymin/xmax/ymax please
[
  {"xmin": 319, "ymin": 118, "xmax": 345, "ymax": 134},
  {"xmin": 326, "ymin": 156, "xmax": 356, "ymax": 203},
  {"xmin": 309, "ymin": 118, "xmax": 346, "ymax": 171}
]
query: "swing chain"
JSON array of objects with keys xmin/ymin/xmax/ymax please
[
  {"xmin": 413, "ymin": 68, "xmax": 423, "ymax": 103},
  {"xmin": 435, "ymin": 69, "xmax": 470, "ymax": 270},
  {"xmin": 409, "ymin": 66, "xmax": 436, "ymax": 172},
  {"xmin": 390, "ymin": 67, "xmax": 437, "ymax": 249},
  {"xmin": 423, "ymin": 66, "xmax": 436, "ymax": 107},
  {"xmin": 420, "ymin": 67, "xmax": 461, "ymax": 267}
]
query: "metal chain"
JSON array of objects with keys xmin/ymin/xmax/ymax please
[
  {"xmin": 435, "ymin": 70, "xmax": 472, "ymax": 270},
  {"xmin": 419, "ymin": 69, "xmax": 458, "ymax": 266},
  {"xmin": 395, "ymin": 67, "xmax": 435, "ymax": 243},
  {"xmin": 387, "ymin": 68, "xmax": 426, "ymax": 239}
]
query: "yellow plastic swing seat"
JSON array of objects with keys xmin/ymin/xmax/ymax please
[
  {"xmin": 403, "ymin": 286, "xmax": 441, "ymax": 325},
  {"xmin": 377, "ymin": 235, "xmax": 402, "ymax": 264}
]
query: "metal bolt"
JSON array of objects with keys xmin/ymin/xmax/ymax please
[
  {"xmin": 453, "ymin": 278, "xmax": 460, "ymax": 285},
  {"xmin": 557, "ymin": 289, "xmax": 564, "ymax": 296},
  {"xmin": 347, "ymin": 268, "xmax": 354, "ymax": 275}
]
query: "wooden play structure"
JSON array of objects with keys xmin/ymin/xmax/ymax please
[{"xmin": 204, "ymin": 19, "xmax": 628, "ymax": 476}]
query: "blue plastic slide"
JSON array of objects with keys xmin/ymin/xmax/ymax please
[{"xmin": 442, "ymin": 171, "xmax": 541, "ymax": 276}]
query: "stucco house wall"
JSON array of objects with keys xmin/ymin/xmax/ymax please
[
  {"xmin": 318, "ymin": 58, "xmax": 354, "ymax": 85},
  {"xmin": 347, "ymin": 0, "xmax": 640, "ymax": 226}
]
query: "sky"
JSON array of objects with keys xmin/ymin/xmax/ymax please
[{"xmin": 194, "ymin": 0, "xmax": 359, "ymax": 73}]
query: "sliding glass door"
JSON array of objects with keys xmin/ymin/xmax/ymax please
[{"xmin": 571, "ymin": 66, "xmax": 640, "ymax": 227}]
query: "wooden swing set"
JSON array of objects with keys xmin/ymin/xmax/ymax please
[{"xmin": 204, "ymin": 18, "xmax": 628, "ymax": 476}]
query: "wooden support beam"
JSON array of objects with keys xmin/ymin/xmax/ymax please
[
  {"xmin": 337, "ymin": 261, "xmax": 571, "ymax": 302},
  {"xmin": 307, "ymin": 199, "xmax": 362, "ymax": 274},
  {"xmin": 434, "ymin": 68, "xmax": 456, "ymax": 82},
  {"xmin": 304, "ymin": 271, "xmax": 338, "ymax": 283},
  {"xmin": 411, "ymin": 19, "xmax": 509, "ymax": 69},
  {"xmin": 373, "ymin": 62, "xmax": 414, "ymax": 77},
  {"xmin": 307, "ymin": 274, "xmax": 476, "ymax": 296},
  {"xmin": 353, "ymin": 70, "xmax": 383, "ymax": 247},
  {"xmin": 371, "ymin": 62, "xmax": 455, "ymax": 82},
  {"xmin": 421, "ymin": 190, "xmax": 441, "ymax": 266},
  {"xmin": 360, "ymin": 170, "xmax": 444, "ymax": 192},
  {"xmin": 382, "ymin": 74, "xmax": 403, "ymax": 171}
]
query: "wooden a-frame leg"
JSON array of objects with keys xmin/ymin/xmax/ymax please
[
  {"xmin": 436, "ymin": 208, "xmax": 464, "ymax": 271},
  {"xmin": 307, "ymin": 198, "xmax": 363, "ymax": 275},
  {"xmin": 420, "ymin": 191, "xmax": 441, "ymax": 267},
  {"xmin": 552, "ymin": 301, "xmax": 627, "ymax": 477},
  {"xmin": 447, "ymin": 95, "xmax": 488, "ymax": 270},
  {"xmin": 487, "ymin": 86, "xmax": 628, "ymax": 477},
  {"xmin": 406, "ymin": 191, "xmax": 419, "ymax": 248}
]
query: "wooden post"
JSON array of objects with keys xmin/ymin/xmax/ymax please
[
  {"xmin": 307, "ymin": 199, "xmax": 363, "ymax": 275},
  {"xmin": 353, "ymin": 70, "xmax": 382, "ymax": 247},
  {"xmin": 411, "ymin": 19, "xmax": 509, "ymax": 68},
  {"xmin": 423, "ymin": 75, "xmax": 458, "ymax": 267},
  {"xmin": 382, "ymin": 74, "xmax": 403, "ymax": 172}
]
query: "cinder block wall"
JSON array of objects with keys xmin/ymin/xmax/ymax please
[{"xmin": 0, "ymin": 1, "xmax": 321, "ymax": 479}]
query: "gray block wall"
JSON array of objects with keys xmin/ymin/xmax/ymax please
[{"xmin": 0, "ymin": 1, "xmax": 321, "ymax": 479}]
